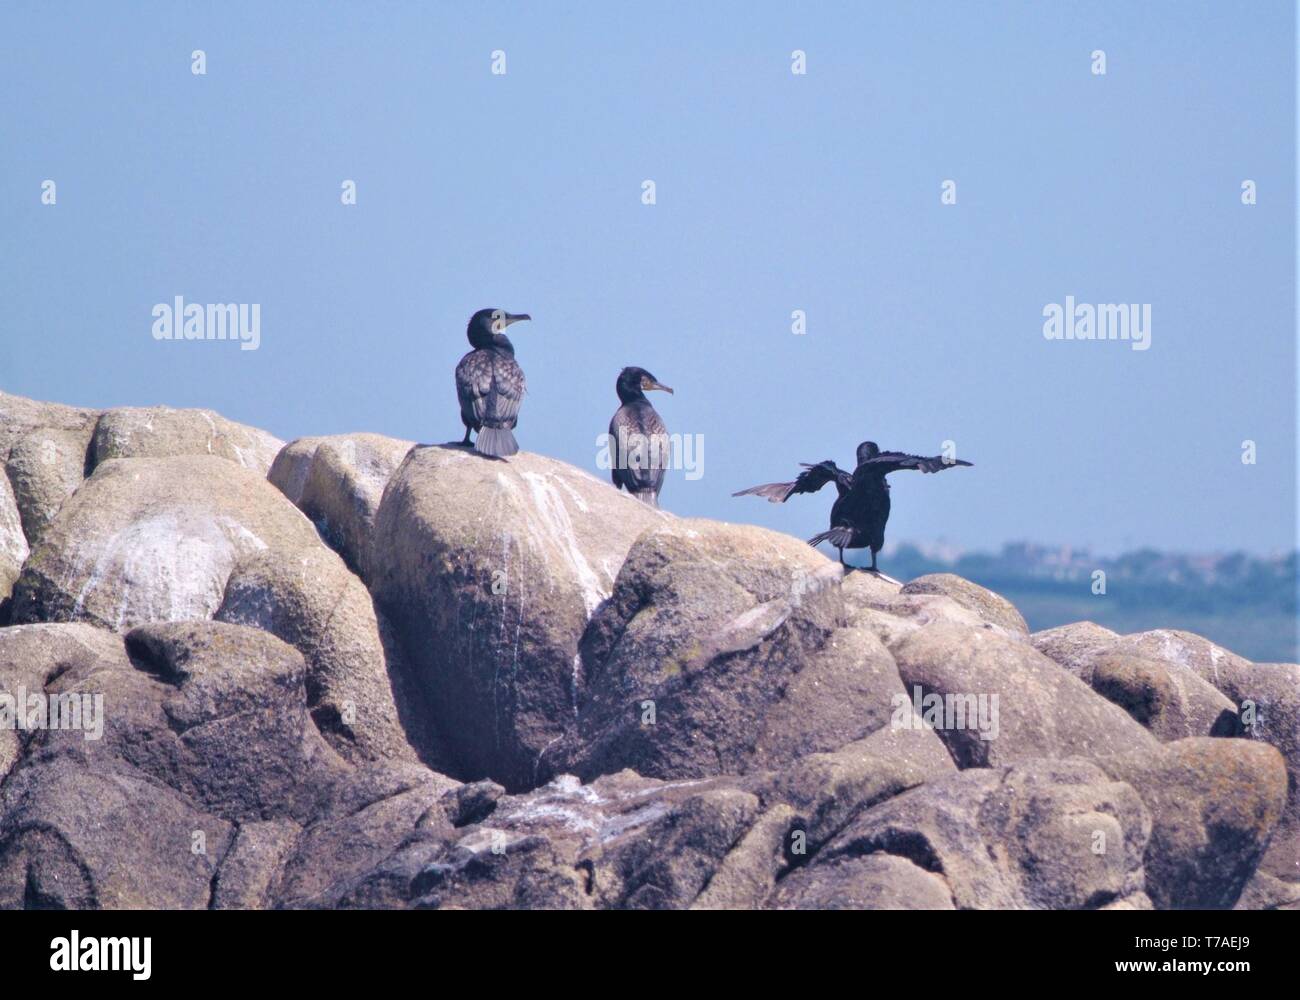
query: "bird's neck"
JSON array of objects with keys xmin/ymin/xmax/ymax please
[
  {"xmin": 467, "ymin": 328, "xmax": 515, "ymax": 353},
  {"xmin": 472, "ymin": 333, "xmax": 513, "ymax": 354}
]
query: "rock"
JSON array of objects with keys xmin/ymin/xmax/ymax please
[
  {"xmin": 89, "ymin": 405, "xmax": 283, "ymax": 476},
  {"xmin": 289, "ymin": 769, "xmax": 772, "ymax": 910},
  {"xmin": 4, "ymin": 426, "xmax": 91, "ymax": 547},
  {"xmin": 216, "ymin": 547, "xmax": 425, "ymax": 766},
  {"xmin": 841, "ymin": 574, "xmax": 1002, "ymax": 648},
  {"xmin": 1102, "ymin": 631, "xmax": 1300, "ymax": 884},
  {"xmin": 9, "ymin": 455, "xmax": 421, "ymax": 766},
  {"xmin": 691, "ymin": 805, "xmax": 797, "ymax": 909},
  {"xmin": 890, "ymin": 624, "xmax": 1155, "ymax": 768},
  {"xmin": 771, "ymin": 852, "xmax": 955, "ymax": 910},
  {"xmin": 0, "ymin": 620, "xmax": 130, "ymax": 692},
  {"xmin": 595, "ymin": 785, "xmax": 759, "ymax": 909},
  {"xmin": 0, "ymin": 753, "xmax": 233, "ymax": 909},
  {"xmin": 1030, "ymin": 621, "xmax": 1121, "ymax": 681},
  {"xmin": 1109, "ymin": 629, "xmax": 1253, "ymax": 692},
  {"xmin": 0, "ymin": 722, "xmax": 16, "ymax": 785},
  {"xmin": 266, "ymin": 437, "xmax": 324, "ymax": 506},
  {"xmin": 1090, "ymin": 653, "xmax": 1240, "ymax": 741},
  {"xmin": 11, "ymin": 455, "xmax": 320, "ymax": 631},
  {"xmin": 573, "ymin": 519, "xmax": 914, "ymax": 782},
  {"xmin": 211, "ymin": 819, "xmax": 302, "ymax": 909},
  {"xmin": 0, "ymin": 390, "xmax": 97, "ymax": 465},
  {"xmin": 5, "ymin": 620, "xmax": 347, "ymax": 835},
  {"xmin": 1208, "ymin": 661, "xmax": 1300, "ymax": 882},
  {"xmin": 273, "ymin": 765, "xmax": 491, "ymax": 908},
  {"xmin": 839, "ymin": 570, "xmax": 904, "ymax": 613},
  {"xmin": 810, "ymin": 758, "xmax": 1151, "ymax": 909},
  {"xmin": 758, "ymin": 710, "xmax": 957, "ymax": 850},
  {"xmin": 1098, "ymin": 738, "xmax": 1288, "ymax": 908},
  {"xmin": 900, "ymin": 573, "xmax": 1029, "ymax": 634},
  {"xmin": 369, "ymin": 445, "xmax": 666, "ymax": 790},
  {"xmin": 39, "ymin": 621, "xmax": 353, "ymax": 824},
  {"xmin": 1235, "ymin": 870, "xmax": 1300, "ymax": 910},
  {"xmin": 2, "ymin": 388, "xmax": 1290, "ymax": 911},
  {"xmin": 0, "ymin": 473, "xmax": 27, "ymax": 615},
  {"xmin": 269, "ymin": 433, "xmax": 413, "ymax": 578},
  {"xmin": 441, "ymin": 779, "xmax": 506, "ymax": 827}
]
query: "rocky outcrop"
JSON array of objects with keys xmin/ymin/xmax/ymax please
[
  {"xmin": 890, "ymin": 624, "xmax": 1156, "ymax": 768},
  {"xmin": 89, "ymin": 405, "xmax": 283, "ymax": 476},
  {"xmin": 900, "ymin": 573, "xmax": 1029, "ymax": 634},
  {"xmin": 1035, "ymin": 621, "xmax": 1300, "ymax": 885},
  {"xmin": 1098, "ymin": 738, "xmax": 1288, "ymax": 908},
  {"xmin": 368, "ymin": 445, "xmax": 665, "ymax": 790},
  {"xmin": 8, "ymin": 453, "xmax": 420, "ymax": 767},
  {"xmin": 269, "ymin": 433, "xmax": 413, "ymax": 579},
  {"xmin": 0, "ymin": 473, "xmax": 26, "ymax": 614},
  {"xmin": 0, "ymin": 389, "xmax": 1293, "ymax": 910},
  {"xmin": 779, "ymin": 758, "xmax": 1153, "ymax": 909},
  {"xmin": 4, "ymin": 425, "xmax": 92, "ymax": 548},
  {"xmin": 571, "ymin": 519, "xmax": 897, "ymax": 781}
]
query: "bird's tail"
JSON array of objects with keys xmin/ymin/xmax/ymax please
[
  {"xmin": 732, "ymin": 481, "xmax": 797, "ymax": 503},
  {"xmin": 807, "ymin": 526, "xmax": 854, "ymax": 549},
  {"xmin": 475, "ymin": 426, "xmax": 519, "ymax": 458},
  {"xmin": 631, "ymin": 490, "xmax": 660, "ymax": 508}
]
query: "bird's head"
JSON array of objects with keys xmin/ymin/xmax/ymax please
[
  {"xmin": 468, "ymin": 308, "xmax": 531, "ymax": 347},
  {"xmin": 617, "ymin": 366, "xmax": 674, "ymax": 403},
  {"xmin": 856, "ymin": 441, "xmax": 881, "ymax": 464}
]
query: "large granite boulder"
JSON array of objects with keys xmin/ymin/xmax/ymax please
[
  {"xmin": 89, "ymin": 405, "xmax": 283, "ymax": 476},
  {"xmin": 269, "ymin": 433, "xmax": 414, "ymax": 579},
  {"xmin": 369, "ymin": 445, "xmax": 666, "ymax": 790},
  {"xmin": 9, "ymin": 455, "xmax": 420, "ymax": 766},
  {"xmin": 570, "ymin": 519, "xmax": 909, "ymax": 782},
  {"xmin": 889, "ymin": 623, "xmax": 1156, "ymax": 768}
]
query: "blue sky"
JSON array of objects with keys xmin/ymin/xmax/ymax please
[{"xmin": 1, "ymin": 1, "xmax": 1294, "ymax": 556}]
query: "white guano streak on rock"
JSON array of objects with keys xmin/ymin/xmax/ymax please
[
  {"xmin": 68, "ymin": 510, "xmax": 268, "ymax": 630},
  {"xmin": 551, "ymin": 474, "xmax": 590, "ymax": 514},
  {"xmin": 514, "ymin": 471, "xmax": 611, "ymax": 618},
  {"xmin": 0, "ymin": 483, "xmax": 28, "ymax": 566}
]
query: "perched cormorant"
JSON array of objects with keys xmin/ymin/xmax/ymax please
[
  {"xmin": 455, "ymin": 308, "xmax": 532, "ymax": 457},
  {"xmin": 734, "ymin": 441, "xmax": 972, "ymax": 570},
  {"xmin": 609, "ymin": 366, "xmax": 673, "ymax": 507}
]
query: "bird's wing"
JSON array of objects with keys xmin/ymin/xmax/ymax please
[
  {"xmin": 862, "ymin": 452, "xmax": 974, "ymax": 475},
  {"xmin": 611, "ymin": 404, "xmax": 670, "ymax": 493},
  {"xmin": 733, "ymin": 459, "xmax": 850, "ymax": 503},
  {"xmin": 457, "ymin": 350, "xmax": 525, "ymax": 427},
  {"xmin": 488, "ymin": 354, "xmax": 525, "ymax": 424},
  {"xmin": 454, "ymin": 351, "xmax": 486, "ymax": 414}
]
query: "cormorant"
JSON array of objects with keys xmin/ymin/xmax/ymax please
[
  {"xmin": 734, "ymin": 441, "xmax": 972, "ymax": 570},
  {"xmin": 455, "ymin": 308, "xmax": 532, "ymax": 457},
  {"xmin": 609, "ymin": 366, "xmax": 673, "ymax": 506}
]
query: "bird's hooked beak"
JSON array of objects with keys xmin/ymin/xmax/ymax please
[
  {"xmin": 643, "ymin": 379, "xmax": 673, "ymax": 394},
  {"xmin": 493, "ymin": 312, "xmax": 531, "ymax": 333}
]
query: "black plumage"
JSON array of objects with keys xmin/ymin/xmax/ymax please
[
  {"xmin": 734, "ymin": 441, "xmax": 972, "ymax": 570},
  {"xmin": 455, "ymin": 308, "xmax": 531, "ymax": 457},
  {"xmin": 609, "ymin": 366, "xmax": 673, "ymax": 507}
]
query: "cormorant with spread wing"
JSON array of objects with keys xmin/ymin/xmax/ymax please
[
  {"xmin": 609, "ymin": 366, "xmax": 673, "ymax": 506},
  {"xmin": 734, "ymin": 441, "xmax": 972, "ymax": 570},
  {"xmin": 455, "ymin": 308, "xmax": 532, "ymax": 457}
]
